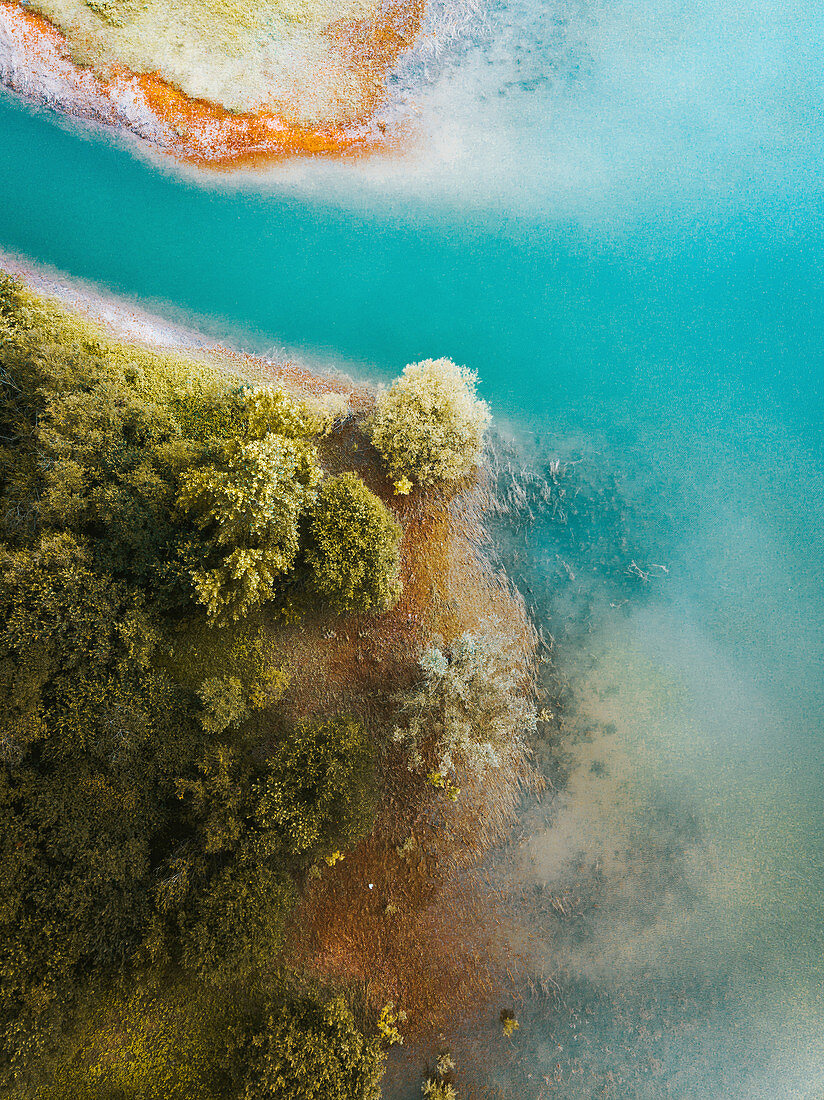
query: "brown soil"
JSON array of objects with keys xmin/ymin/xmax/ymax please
[{"xmin": 263, "ymin": 416, "xmax": 540, "ymax": 1037}]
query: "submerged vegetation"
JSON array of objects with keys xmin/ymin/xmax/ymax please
[
  {"xmin": 422, "ymin": 1053, "xmax": 458, "ymax": 1099},
  {"xmin": 0, "ymin": 271, "xmax": 536, "ymax": 1097}
]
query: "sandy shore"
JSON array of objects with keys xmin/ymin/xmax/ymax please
[{"xmin": 0, "ymin": 248, "xmax": 374, "ymax": 407}]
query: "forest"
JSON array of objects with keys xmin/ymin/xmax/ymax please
[{"xmin": 0, "ymin": 271, "xmax": 535, "ymax": 1098}]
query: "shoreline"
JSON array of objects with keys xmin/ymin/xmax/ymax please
[
  {"xmin": 0, "ymin": 0, "xmax": 422, "ymax": 166},
  {"xmin": 0, "ymin": 247, "xmax": 375, "ymax": 406},
  {"xmin": 1, "ymin": 256, "xmax": 541, "ymax": 1067}
]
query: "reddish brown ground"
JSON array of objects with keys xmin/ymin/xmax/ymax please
[
  {"xmin": 258, "ymin": 409, "xmax": 541, "ymax": 1039},
  {"xmin": 1, "ymin": 0, "xmax": 424, "ymax": 165},
  {"xmin": 180, "ymin": 346, "xmax": 541, "ymax": 1039}
]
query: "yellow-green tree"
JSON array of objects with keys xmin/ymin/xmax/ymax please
[
  {"xmin": 178, "ymin": 434, "xmax": 322, "ymax": 622},
  {"xmin": 307, "ymin": 473, "xmax": 402, "ymax": 614},
  {"xmin": 369, "ymin": 358, "xmax": 491, "ymax": 488}
]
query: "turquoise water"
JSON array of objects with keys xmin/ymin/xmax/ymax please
[{"xmin": 2, "ymin": 0, "xmax": 824, "ymax": 1093}]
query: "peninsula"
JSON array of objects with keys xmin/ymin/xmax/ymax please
[
  {"xmin": 0, "ymin": 0, "xmax": 423, "ymax": 163},
  {"xmin": 0, "ymin": 266, "xmax": 537, "ymax": 1098}
]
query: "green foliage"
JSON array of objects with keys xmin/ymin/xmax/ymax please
[
  {"xmin": 157, "ymin": 715, "xmax": 373, "ymax": 988},
  {"xmin": 1, "ymin": 274, "xmax": 226, "ymax": 606},
  {"xmin": 0, "ymin": 531, "xmax": 148, "ymax": 753},
  {"xmin": 0, "ymin": 273, "xmax": 230, "ymax": 412},
  {"xmin": 178, "ymin": 434, "xmax": 322, "ymax": 622},
  {"xmin": 162, "ymin": 614, "xmax": 288, "ymax": 724},
  {"xmin": 369, "ymin": 358, "xmax": 491, "ymax": 488},
  {"xmin": 307, "ymin": 472, "xmax": 402, "ymax": 615},
  {"xmin": 0, "ymin": 624, "xmax": 192, "ymax": 1076},
  {"xmin": 177, "ymin": 860, "xmax": 296, "ymax": 986},
  {"xmin": 377, "ymin": 1002, "xmax": 406, "ymax": 1047},
  {"xmin": 422, "ymin": 1054, "xmax": 458, "ymax": 1100},
  {"xmin": 170, "ymin": 382, "xmax": 332, "ymax": 625},
  {"xmin": 244, "ymin": 386, "xmax": 331, "ymax": 441},
  {"xmin": 36, "ymin": 376, "xmax": 184, "ymax": 594},
  {"xmin": 0, "ymin": 272, "xmax": 37, "ymax": 349},
  {"xmin": 436, "ymin": 1053, "xmax": 455, "ymax": 1076},
  {"xmin": 198, "ymin": 675, "xmax": 252, "ymax": 735},
  {"xmin": 500, "ymin": 1010, "xmax": 519, "ymax": 1037},
  {"xmin": 422, "ymin": 1081, "xmax": 458, "ymax": 1100},
  {"xmin": 425, "ymin": 770, "xmax": 461, "ymax": 802},
  {"xmin": 393, "ymin": 631, "xmax": 536, "ymax": 784},
  {"xmin": 45, "ymin": 981, "xmax": 384, "ymax": 1100},
  {"xmin": 242, "ymin": 992, "xmax": 385, "ymax": 1100},
  {"xmin": 44, "ymin": 980, "xmax": 233, "ymax": 1100},
  {"xmin": 0, "ymin": 277, "xmax": 383, "ymax": 1087},
  {"xmin": 255, "ymin": 715, "xmax": 375, "ymax": 861},
  {"xmin": 172, "ymin": 383, "xmax": 330, "ymax": 451}
]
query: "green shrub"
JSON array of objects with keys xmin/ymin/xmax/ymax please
[
  {"xmin": 161, "ymin": 616, "xmax": 288, "ymax": 738},
  {"xmin": 393, "ymin": 631, "xmax": 536, "ymax": 785},
  {"xmin": 178, "ymin": 433, "xmax": 322, "ymax": 622},
  {"xmin": 178, "ymin": 860, "xmax": 296, "ymax": 986},
  {"xmin": 422, "ymin": 1081, "xmax": 458, "ymax": 1100},
  {"xmin": 423, "ymin": 1056, "xmax": 458, "ymax": 1100},
  {"xmin": 500, "ymin": 1010, "xmax": 519, "ymax": 1037},
  {"xmin": 369, "ymin": 358, "xmax": 491, "ymax": 488},
  {"xmin": 242, "ymin": 992, "xmax": 384, "ymax": 1100},
  {"xmin": 377, "ymin": 1002, "xmax": 406, "ymax": 1047},
  {"xmin": 255, "ymin": 715, "xmax": 375, "ymax": 861},
  {"xmin": 307, "ymin": 473, "xmax": 402, "ymax": 614}
]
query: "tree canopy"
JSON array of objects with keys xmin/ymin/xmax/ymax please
[
  {"xmin": 242, "ymin": 992, "xmax": 385, "ymax": 1100},
  {"xmin": 369, "ymin": 358, "xmax": 491, "ymax": 488},
  {"xmin": 179, "ymin": 433, "xmax": 322, "ymax": 622},
  {"xmin": 307, "ymin": 472, "xmax": 402, "ymax": 614},
  {"xmin": 0, "ymin": 275, "xmax": 385, "ymax": 1091}
]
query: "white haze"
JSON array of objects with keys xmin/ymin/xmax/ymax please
[{"xmin": 214, "ymin": 0, "xmax": 824, "ymax": 223}]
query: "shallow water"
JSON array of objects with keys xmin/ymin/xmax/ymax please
[{"xmin": 2, "ymin": 0, "xmax": 824, "ymax": 1094}]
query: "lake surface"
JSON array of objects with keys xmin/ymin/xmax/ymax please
[{"xmin": 2, "ymin": 0, "xmax": 823, "ymax": 1094}]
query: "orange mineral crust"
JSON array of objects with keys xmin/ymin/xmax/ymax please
[{"xmin": 0, "ymin": 0, "xmax": 424, "ymax": 165}]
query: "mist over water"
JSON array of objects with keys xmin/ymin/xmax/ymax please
[
  {"xmin": 2, "ymin": 0, "xmax": 824, "ymax": 1094},
  {"xmin": 235, "ymin": 0, "xmax": 824, "ymax": 218},
  {"xmin": 442, "ymin": 395, "xmax": 824, "ymax": 1097}
]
